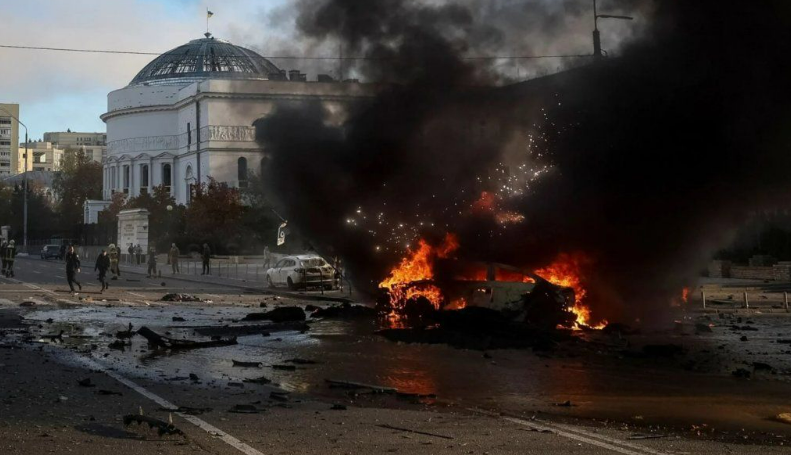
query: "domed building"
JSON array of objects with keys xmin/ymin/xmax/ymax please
[{"xmin": 97, "ymin": 34, "xmax": 375, "ymax": 207}]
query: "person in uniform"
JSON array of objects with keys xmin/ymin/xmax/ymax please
[
  {"xmin": 146, "ymin": 247, "xmax": 157, "ymax": 278},
  {"xmin": 4, "ymin": 240, "xmax": 16, "ymax": 278},
  {"xmin": 0, "ymin": 241, "xmax": 7, "ymax": 277},
  {"xmin": 201, "ymin": 243, "xmax": 211, "ymax": 275},
  {"xmin": 108, "ymin": 244, "xmax": 121, "ymax": 280}
]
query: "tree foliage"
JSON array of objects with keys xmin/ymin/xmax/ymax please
[
  {"xmin": 53, "ymin": 148, "xmax": 102, "ymax": 227},
  {"xmin": 185, "ymin": 178, "xmax": 246, "ymax": 253},
  {"xmin": 0, "ymin": 182, "xmax": 57, "ymax": 242}
]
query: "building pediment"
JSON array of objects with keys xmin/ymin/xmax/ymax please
[{"xmin": 154, "ymin": 151, "xmax": 175, "ymax": 160}]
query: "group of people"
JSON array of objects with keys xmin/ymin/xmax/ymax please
[{"xmin": 0, "ymin": 240, "xmax": 16, "ymax": 278}]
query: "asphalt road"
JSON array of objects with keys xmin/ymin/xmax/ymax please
[{"xmin": 1, "ymin": 257, "xmax": 790, "ymax": 454}]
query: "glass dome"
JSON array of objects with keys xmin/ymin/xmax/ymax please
[{"xmin": 129, "ymin": 35, "xmax": 282, "ymax": 86}]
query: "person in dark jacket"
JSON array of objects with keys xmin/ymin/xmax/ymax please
[
  {"xmin": 169, "ymin": 243, "xmax": 180, "ymax": 274},
  {"xmin": 146, "ymin": 247, "xmax": 157, "ymax": 278},
  {"xmin": 4, "ymin": 240, "xmax": 16, "ymax": 278},
  {"xmin": 64, "ymin": 245, "xmax": 82, "ymax": 294},
  {"xmin": 0, "ymin": 241, "xmax": 7, "ymax": 276},
  {"xmin": 135, "ymin": 244, "xmax": 142, "ymax": 265},
  {"xmin": 94, "ymin": 250, "xmax": 110, "ymax": 292},
  {"xmin": 59, "ymin": 244, "xmax": 66, "ymax": 261},
  {"xmin": 201, "ymin": 243, "xmax": 211, "ymax": 275}
]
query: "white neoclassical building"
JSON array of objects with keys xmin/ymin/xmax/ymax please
[{"xmin": 98, "ymin": 34, "xmax": 375, "ymax": 209}]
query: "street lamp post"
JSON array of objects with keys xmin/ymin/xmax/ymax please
[
  {"xmin": 593, "ymin": 0, "xmax": 634, "ymax": 58},
  {"xmin": 0, "ymin": 107, "xmax": 28, "ymax": 251}
]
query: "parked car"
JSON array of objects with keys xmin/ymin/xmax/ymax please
[
  {"xmin": 40, "ymin": 244, "xmax": 62, "ymax": 260},
  {"xmin": 266, "ymin": 254, "xmax": 334, "ymax": 290}
]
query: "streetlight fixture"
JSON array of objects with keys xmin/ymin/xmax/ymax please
[
  {"xmin": 593, "ymin": 0, "xmax": 634, "ymax": 58},
  {"xmin": 0, "ymin": 107, "xmax": 29, "ymax": 251}
]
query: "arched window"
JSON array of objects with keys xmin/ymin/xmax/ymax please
[
  {"xmin": 238, "ymin": 157, "xmax": 248, "ymax": 188},
  {"xmin": 140, "ymin": 164, "xmax": 149, "ymax": 193},
  {"xmin": 162, "ymin": 163, "xmax": 172, "ymax": 193}
]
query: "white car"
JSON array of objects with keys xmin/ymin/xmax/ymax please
[{"xmin": 266, "ymin": 255, "xmax": 335, "ymax": 290}]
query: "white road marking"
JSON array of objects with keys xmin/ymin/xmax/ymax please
[
  {"xmin": 206, "ymin": 293, "xmax": 222, "ymax": 298},
  {"xmin": 127, "ymin": 292, "xmax": 146, "ymax": 298},
  {"xmin": 73, "ymin": 356, "xmax": 265, "ymax": 455},
  {"xmin": 470, "ymin": 408, "xmax": 670, "ymax": 455}
]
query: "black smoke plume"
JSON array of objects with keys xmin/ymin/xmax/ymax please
[{"xmin": 256, "ymin": 0, "xmax": 791, "ymax": 324}]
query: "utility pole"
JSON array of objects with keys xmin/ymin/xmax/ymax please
[
  {"xmin": 592, "ymin": 0, "xmax": 634, "ymax": 59},
  {"xmin": 0, "ymin": 107, "xmax": 28, "ymax": 251}
]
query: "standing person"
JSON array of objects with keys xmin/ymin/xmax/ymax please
[
  {"xmin": 59, "ymin": 243, "xmax": 66, "ymax": 261},
  {"xmin": 0, "ymin": 241, "xmax": 7, "ymax": 277},
  {"xmin": 201, "ymin": 243, "xmax": 211, "ymax": 275},
  {"xmin": 333, "ymin": 256, "xmax": 343, "ymax": 291},
  {"xmin": 4, "ymin": 240, "xmax": 16, "ymax": 278},
  {"xmin": 135, "ymin": 244, "xmax": 142, "ymax": 265},
  {"xmin": 65, "ymin": 245, "xmax": 82, "ymax": 294},
  {"xmin": 169, "ymin": 243, "xmax": 180, "ymax": 274},
  {"xmin": 146, "ymin": 247, "xmax": 157, "ymax": 278},
  {"xmin": 94, "ymin": 249, "xmax": 110, "ymax": 293},
  {"xmin": 263, "ymin": 246, "xmax": 271, "ymax": 269},
  {"xmin": 108, "ymin": 244, "xmax": 121, "ymax": 280},
  {"xmin": 127, "ymin": 243, "xmax": 134, "ymax": 264}
]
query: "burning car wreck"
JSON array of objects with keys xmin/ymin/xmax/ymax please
[{"xmin": 374, "ymin": 234, "xmax": 595, "ymax": 349}]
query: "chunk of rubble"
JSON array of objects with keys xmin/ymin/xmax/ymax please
[
  {"xmin": 137, "ymin": 326, "xmax": 236, "ymax": 350},
  {"xmin": 243, "ymin": 306, "xmax": 306, "ymax": 323},
  {"xmin": 123, "ymin": 414, "xmax": 183, "ymax": 436},
  {"xmin": 311, "ymin": 303, "xmax": 377, "ymax": 319}
]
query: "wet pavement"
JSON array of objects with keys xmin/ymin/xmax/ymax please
[{"xmin": 3, "ymin": 257, "xmax": 791, "ymax": 453}]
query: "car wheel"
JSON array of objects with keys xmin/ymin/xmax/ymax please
[
  {"xmin": 287, "ymin": 277, "xmax": 295, "ymax": 290},
  {"xmin": 267, "ymin": 275, "xmax": 275, "ymax": 288}
]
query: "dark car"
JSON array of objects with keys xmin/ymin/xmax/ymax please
[{"xmin": 40, "ymin": 244, "xmax": 62, "ymax": 260}]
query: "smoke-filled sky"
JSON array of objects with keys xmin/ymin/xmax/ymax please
[
  {"xmin": 256, "ymin": 0, "xmax": 791, "ymax": 325},
  {"xmin": 0, "ymin": 0, "xmax": 638, "ymax": 138}
]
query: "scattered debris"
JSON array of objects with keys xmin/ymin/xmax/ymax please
[
  {"xmin": 137, "ymin": 326, "xmax": 237, "ymax": 350},
  {"xmin": 77, "ymin": 378, "xmax": 96, "ymax": 388},
  {"xmin": 159, "ymin": 406, "xmax": 211, "ymax": 415},
  {"xmin": 161, "ymin": 293, "xmax": 203, "ymax": 302},
  {"xmin": 740, "ymin": 336, "xmax": 749, "ymax": 342},
  {"xmin": 232, "ymin": 360, "xmax": 262, "ymax": 368},
  {"xmin": 271, "ymin": 364, "xmax": 296, "ymax": 371},
  {"xmin": 753, "ymin": 362, "xmax": 773, "ymax": 371},
  {"xmin": 269, "ymin": 391, "xmax": 290, "ymax": 402},
  {"xmin": 172, "ymin": 317, "xmax": 186, "ymax": 322},
  {"xmin": 228, "ymin": 404, "xmax": 262, "ymax": 414},
  {"xmin": 242, "ymin": 376, "xmax": 272, "ymax": 385},
  {"xmin": 123, "ymin": 414, "xmax": 183, "ymax": 437},
  {"xmin": 189, "ymin": 373, "xmax": 199, "ymax": 382},
  {"xmin": 19, "ymin": 301, "xmax": 36, "ymax": 307},
  {"xmin": 326, "ymin": 379, "xmax": 398, "ymax": 394},
  {"xmin": 376, "ymin": 424, "xmax": 454, "ymax": 440},
  {"xmin": 41, "ymin": 330, "xmax": 64, "ymax": 343},
  {"xmin": 116, "ymin": 323, "xmax": 135, "ymax": 340},
  {"xmin": 330, "ymin": 404, "xmax": 347, "ymax": 410},
  {"xmin": 108, "ymin": 340, "xmax": 127, "ymax": 351},
  {"xmin": 243, "ymin": 306, "xmax": 306, "ymax": 323},
  {"xmin": 311, "ymin": 303, "xmax": 377, "ymax": 319},
  {"xmin": 554, "ymin": 400, "xmax": 575, "ymax": 407}
]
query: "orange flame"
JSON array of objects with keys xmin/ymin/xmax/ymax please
[
  {"xmin": 682, "ymin": 287, "xmax": 690, "ymax": 303},
  {"xmin": 535, "ymin": 253, "xmax": 605, "ymax": 330},
  {"xmin": 379, "ymin": 233, "xmax": 459, "ymax": 311}
]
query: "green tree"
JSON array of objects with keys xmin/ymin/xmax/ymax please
[
  {"xmin": 53, "ymin": 148, "xmax": 102, "ymax": 227},
  {"xmin": 0, "ymin": 182, "xmax": 58, "ymax": 243},
  {"xmin": 185, "ymin": 178, "xmax": 245, "ymax": 253},
  {"xmin": 125, "ymin": 186, "xmax": 183, "ymax": 250}
]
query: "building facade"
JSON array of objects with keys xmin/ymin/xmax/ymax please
[
  {"xmin": 43, "ymin": 131, "xmax": 106, "ymax": 163},
  {"xmin": 21, "ymin": 141, "xmax": 64, "ymax": 172},
  {"xmin": 99, "ymin": 35, "xmax": 376, "ymax": 207},
  {"xmin": 0, "ymin": 103, "xmax": 20, "ymax": 177}
]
